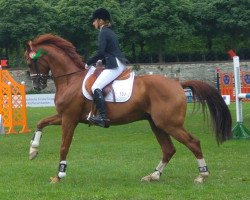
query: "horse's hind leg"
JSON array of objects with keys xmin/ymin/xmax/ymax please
[
  {"xmin": 29, "ymin": 114, "xmax": 62, "ymax": 160},
  {"xmin": 141, "ymin": 120, "xmax": 176, "ymax": 182},
  {"xmin": 170, "ymin": 127, "xmax": 209, "ymax": 183}
]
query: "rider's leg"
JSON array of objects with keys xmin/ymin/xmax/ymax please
[
  {"xmin": 90, "ymin": 58, "xmax": 125, "ymax": 127},
  {"xmin": 91, "ymin": 58, "xmax": 126, "ymax": 94}
]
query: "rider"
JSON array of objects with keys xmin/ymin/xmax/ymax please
[{"xmin": 86, "ymin": 8, "xmax": 126, "ymax": 128}]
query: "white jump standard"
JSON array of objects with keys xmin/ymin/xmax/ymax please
[{"xmin": 228, "ymin": 50, "xmax": 250, "ymax": 139}]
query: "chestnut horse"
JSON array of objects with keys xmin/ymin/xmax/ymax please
[{"xmin": 25, "ymin": 34, "xmax": 232, "ymax": 184}]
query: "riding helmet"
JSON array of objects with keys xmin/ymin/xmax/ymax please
[{"xmin": 90, "ymin": 8, "xmax": 111, "ymax": 22}]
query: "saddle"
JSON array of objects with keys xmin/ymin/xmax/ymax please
[
  {"xmin": 85, "ymin": 67, "xmax": 131, "ymax": 100},
  {"xmin": 83, "ymin": 66, "xmax": 135, "ymax": 126}
]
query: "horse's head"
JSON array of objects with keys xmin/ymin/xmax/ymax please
[
  {"xmin": 25, "ymin": 41, "xmax": 50, "ymax": 91},
  {"xmin": 25, "ymin": 34, "xmax": 86, "ymax": 91}
]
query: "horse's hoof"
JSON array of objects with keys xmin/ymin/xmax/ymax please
[
  {"xmin": 194, "ymin": 172, "xmax": 209, "ymax": 184},
  {"xmin": 141, "ymin": 172, "xmax": 160, "ymax": 182},
  {"xmin": 194, "ymin": 174, "xmax": 207, "ymax": 184},
  {"xmin": 141, "ymin": 175, "xmax": 153, "ymax": 182},
  {"xmin": 29, "ymin": 147, "xmax": 38, "ymax": 160},
  {"xmin": 50, "ymin": 176, "xmax": 61, "ymax": 183},
  {"xmin": 194, "ymin": 175, "xmax": 204, "ymax": 184}
]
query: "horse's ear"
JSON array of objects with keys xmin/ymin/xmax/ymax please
[
  {"xmin": 25, "ymin": 41, "xmax": 36, "ymax": 60},
  {"xmin": 26, "ymin": 41, "xmax": 33, "ymax": 51}
]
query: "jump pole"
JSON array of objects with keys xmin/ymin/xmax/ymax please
[{"xmin": 228, "ymin": 50, "xmax": 250, "ymax": 139}]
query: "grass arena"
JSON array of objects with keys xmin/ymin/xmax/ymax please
[
  {"xmin": 0, "ymin": 105, "xmax": 249, "ymax": 200},
  {"xmin": 0, "ymin": 47, "xmax": 250, "ymax": 199},
  {"xmin": 1, "ymin": 1, "xmax": 250, "ymax": 199}
]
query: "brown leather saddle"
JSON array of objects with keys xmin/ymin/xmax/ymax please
[{"xmin": 85, "ymin": 67, "xmax": 131, "ymax": 100}]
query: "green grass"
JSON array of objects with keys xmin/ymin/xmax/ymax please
[{"xmin": 0, "ymin": 103, "xmax": 250, "ymax": 200}]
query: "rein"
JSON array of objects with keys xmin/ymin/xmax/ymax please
[{"xmin": 51, "ymin": 70, "xmax": 85, "ymax": 80}]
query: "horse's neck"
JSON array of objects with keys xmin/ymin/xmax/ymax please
[
  {"xmin": 46, "ymin": 48, "xmax": 86, "ymax": 91},
  {"xmin": 50, "ymin": 63, "xmax": 80, "ymax": 77},
  {"xmin": 46, "ymin": 48, "xmax": 80, "ymax": 77}
]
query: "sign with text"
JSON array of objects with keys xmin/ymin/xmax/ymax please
[{"xmin": 26, "ymin": 94, "xmax": 55, "ymax": 107}]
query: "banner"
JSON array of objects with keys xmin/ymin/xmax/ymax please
[{"xmin": 26, "ymin": 94, "xmax": 55, "ymax": 107}]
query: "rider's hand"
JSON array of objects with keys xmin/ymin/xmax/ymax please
[{"xmin": 96, "ymin": 60, "xmax": 102, "ymax": 67}]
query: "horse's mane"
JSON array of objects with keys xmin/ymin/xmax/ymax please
[{"xmin": 32, "ymin": 33, "xmax": 85, "ymax": 69}]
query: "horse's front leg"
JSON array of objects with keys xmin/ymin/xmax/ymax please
[
  {"xmin": 50, "ymin": 116, "xmax": 78, "ymax": 183},
  {"xmin": 29, "ymin": 114, "xmax": 62, "ymax": 160}
]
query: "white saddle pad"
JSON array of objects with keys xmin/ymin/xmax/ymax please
[{"xmin": 82, "ymin": 66, "xmax": 135, "ymax": 102}]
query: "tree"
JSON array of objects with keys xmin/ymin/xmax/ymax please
[
  {"xmin": 55, "ymin": 0, "xmax": 95, "ymax": 58},
  {"xmin": 214, "ymin": 0, "xmax": 250, "ymax": 50},
  {"xmin": 0, "ymin": 0, "xmax": 58, "ymax": 58},
  {"xmin": 191, "ymin": 0, "xmax": 220, "ymax": 52},
  {"xmin": 123, "ymin": 0, "xmax": 193, "ymax": 62},
  {"xmin": 191, "ymin": 0, "xmax": 250, "ymax": 54},
  {"xmin": 0, "ymin": 0, "xmax": 249, "ymax": 65},
  {"xmin": 55, "ymin": 0, "xmax": 123, "ymax": 60}
]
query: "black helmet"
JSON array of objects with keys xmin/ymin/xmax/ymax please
[{"xmin": 90, "ymin": 8, "xmax": 111, "ymax": 22}]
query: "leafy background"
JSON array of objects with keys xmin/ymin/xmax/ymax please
[{"xmin": 0, "ymin": 0, "xmax": 249, "ymax": 66}]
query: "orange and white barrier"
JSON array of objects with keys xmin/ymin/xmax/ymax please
[{"xmin": 0, "ymin": 67, "xmax": 30, "ymax": 134}]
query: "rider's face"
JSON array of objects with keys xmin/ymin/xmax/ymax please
[{"xmin": 92, "ymin": 19, "xmax": 100, "ymax": 29}]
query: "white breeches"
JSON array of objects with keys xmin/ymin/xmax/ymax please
[{"xmin": 91, "ymin": 58, "xmax": 126, "ymax": 93}]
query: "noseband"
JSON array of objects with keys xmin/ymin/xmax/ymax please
[{"xmin": 30, "ymin": 67, "xmax": 50, "ymax": 89}]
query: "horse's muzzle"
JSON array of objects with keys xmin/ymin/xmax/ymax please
[
  {"xmin": 31, "ymin": 74, "xmax": 48, "ymax": 91},
  {"xmin": 33, "ymin": 84, "xmax": 47, "ymax": 91}
]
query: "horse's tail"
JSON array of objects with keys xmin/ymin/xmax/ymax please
[{"xmin": 181, "ymin": 80, "xmax": 232, "ymax": 144}]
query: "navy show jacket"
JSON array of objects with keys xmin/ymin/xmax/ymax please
[{"xmin": 87, "ymin": 26, "xmax": 123, "ymax": 69}]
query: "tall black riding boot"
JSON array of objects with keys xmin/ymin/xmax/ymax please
[{"xmin": 89, "ymin": 89, "xmax": 110, "ymax": 128}]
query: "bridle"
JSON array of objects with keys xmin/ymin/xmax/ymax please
[
  {"xmin": 27, "ymin": 48, "xmax": 84, "ymax": 89},
  {"xmin": 26, "ymin": 48, "xmax": 51, "ymax": 90}
]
